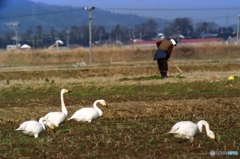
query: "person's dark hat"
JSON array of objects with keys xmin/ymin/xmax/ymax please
[{"xmin": 170, "ymin": 39, "xmax": 178, "ymax": 46}]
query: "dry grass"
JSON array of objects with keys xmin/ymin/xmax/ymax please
[
  {"xmin": 173, "ymin": 43, "xmax": 240, "ymax": 60},
  {"xmin": 0, "ymin": 44, "xmax": 239, "ymax": 158},
  {"xmin": 1, "ymin": 44, "xmax": 240, "ymax": 66}
]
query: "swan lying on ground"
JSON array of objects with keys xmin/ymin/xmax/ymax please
[
  {"xmin": 16, "ymin": 117, "xmax": 54, "ymax": 138},
  {"xmin": 169, "ymin": 120, "xmax": 216, "ymax": 141},
  {"xmin": 68, "ymin": 99, "xmax": 107, "ymax": 122},
  {"xmin": 43, "ymin": 88, "xmax": 71, "ymax": 127}
]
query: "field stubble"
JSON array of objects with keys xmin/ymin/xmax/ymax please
[{"xmin": 0, "ymin": 45, "xmax": 240, "ymax": 158}]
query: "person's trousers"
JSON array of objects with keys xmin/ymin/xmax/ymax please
[{"xmin": 157, "ymin": 58, "xmax": 168, "ymax": 77}]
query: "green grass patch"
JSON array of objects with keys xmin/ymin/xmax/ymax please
[{"xmin": 0, "ymin": 78, "xmax": 240, "ymax": 103}]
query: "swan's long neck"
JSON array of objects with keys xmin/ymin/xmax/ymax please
[
  {"xmin": 93, "ymin": 101, "xmax": 102, "ymax": 116},
  {"xmin": 197, "ymin": 120, "xmax": 210, "ymax": 133},
  {"xmin": 39, "ymin": 118, "xmax": 46, "ymax": 130},
  {"xmin": 61, "ymin": 92, "xmax": 68, "ymax": 116}
]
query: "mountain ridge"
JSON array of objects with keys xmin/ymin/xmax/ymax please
[{"xmin": 0, "ymin": 0, "xmax": 166, "ymax": 33}]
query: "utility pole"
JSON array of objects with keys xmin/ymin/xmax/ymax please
[
  {"xmin": 32, "ymin": 36, "xmax": 35, "ymax": 49},
  {"xmin": 85, "ymin": 6, "xmax": 95, "ymax": 64},
  {"xmin": 66, "ymin": 30, "xmax": 70, "ymax": 48},
  {"xmin": 109, "ymin": 31, "xmax": 112, "ymax": 46},
  {"xmin": 237, "ymin": 15, "xmax": 240, "ymax": 43},
  {"xmin": 10, "ymin": 23, "xmax": 19, "ymax": 46},
  {"xmin": 15, "ymin": 25, "xmax": 18, "ymax": 46}
]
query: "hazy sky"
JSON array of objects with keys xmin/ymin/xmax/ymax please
[{"xmin": 30, "ymin": 0, "xmax": 240, "ymax": 26}]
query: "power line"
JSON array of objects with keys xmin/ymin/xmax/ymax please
[
  {"xmin": 102, "ymin": 7, "xmax": 240, "ymax": 11},
  {"xmin": 0, "ymin": 6, "xmax": 239, "ymax": 30},
  {"xmin": 0, "ymin": 15, "xmax": 237, "ymax": 31},
  {"xmin": 1, "ymin": 6, "xmax": 240, "ymax": 19},
  {"xmin": 0, "ymin": 8, "xmax": 84, "ymax": 19},
  {"xmin": 1, "ymin": 13, "xmax": 238, "ymax": 25},
  {"xmin": 193, "ymin": 14, "xmax": 239, "ymax": 22}
]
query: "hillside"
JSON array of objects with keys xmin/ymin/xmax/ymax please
[{"xmin": 0, "ymin": 0, "xmax": 166, "ymax": 34}]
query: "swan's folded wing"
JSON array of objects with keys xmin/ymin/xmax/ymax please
[
  {"xmin": 17, "ymin": 121, "xmax": 36, "ymax": 131},
  {"xmin": 16, "ymin": 122, "xmax": 27, "ymax": 131},
  {"xmin": 70, "ymin": 108, "xmax": 98, "ymax": 118},
  {"xmin": 76, "ymin": 108, "xmax": 97, "ymax": 115},
  {"xmin": 169, "ymin": 122, "xmax": 180, "ymax": 133},
  {"xmin": 43, "ymin": 112, "xmax": 66, "ymax": 125}
]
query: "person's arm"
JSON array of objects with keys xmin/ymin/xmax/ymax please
[
  {"xmin": 167, "ymin": 45, "xmax": 174, "ymax": 59},
  {"xmin": 156, "ymin": 40, "xmax": 163, "ymax": 48}
]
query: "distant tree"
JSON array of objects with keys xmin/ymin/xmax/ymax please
[
  {"xmin": 163, "ymin": 22, "xmax": 175, "ymax": 38},
  {"xmin": 70, "ymin": 26, "xmax": 79, "ymax": 41},
  {"xmin": 218, "ymin": 27, "xmax": 234, "ymax": 40},
  {"xmin": 35, "ymin": 25, "xmax": 43, "ymax": 47},
  {"xmin": 4, "ymin": 31, "xmax": 15, "ymax": 45},
  {"xmin": 78, "ymin": 25, "xmax": 89, "ymax": 46},
  {"xmin": 0, "ymin": 37, "xmax": 6, "ymax": 48},
  {"xmin": 50, "ymin": 27, "xmax": 56, "ymax": 40},
  {"xmin": 134, "ymin": 19, "xmax": 158, "ymax": 39},
  {"xmin": 68, "ymin": 25, "xmax": 89, "ymax": 46},
  {"xmin": 22, "ymin": 27, "xmax": 34, "ymax": 45},
  {"xmin": 134, "ymin": 23, "xmax": 143, "ymax": 39},
  {"xmin": 173, "ymin": 17, "xmax": 193, "ymax": 37},
  {"xmin": 112, "ymin": 24, "xmax": 121, "ymax": 41},
  {"xmin": 92, "ymin": 25, "xmax": 106, "ymax": 45},
  {"xmin": 0, "ymin": 32, "xmax": 13, "ymax": 48},
  {"xmin": 163, "ymin": 17, "xmax": 194, "ymax": 38},
  {"xmin": 195, "ymin": 22, "xmax": 218, "ymax": 37},
  {"xmin": 57, "ymin": 32, "xmax": 66, "ymax": 43},
  {"xmin": 117, "ymin": 27, "xmax": 130, "ymax": 43},
  {"xmin": 163, "ymin": 18, "xmax": 219, "ymax": 38},
  {"xmin": 144, "ymin": 19, "xmax": 158, "ymax": 39}
]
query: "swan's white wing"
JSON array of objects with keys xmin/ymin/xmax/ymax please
[
  {"xmin": 16, "ymin": 121, "xmax": 28, "ymax": 131},
  {"xmin": 178, "ymin": 121, "xmax": 199, "ymax": 135},
  {"xmin": 69, "ymin": 107, "xmax": 99, "ymax": 122},
  {"xmin": 17, "ymin": 121, "xmax": 39, "ymax": 131},
  {"xmin": 170, "ymin": 121, "xmax": 196, "ymax": 132},
  {"xmin": 16, "ymin": 120, "xmax": 44, "ymax": 138},
  {"xmin": 169, "ymin": 121, "xmax": 199, "ymax": 139},
  {"xmin": 169, "ymin": 122, "xmax": 181, "ymax": 133},
  {"xmin": 44, "ymin": 112, "xmax": 66, "ymax": 127}
]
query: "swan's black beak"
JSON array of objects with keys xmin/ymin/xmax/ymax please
[{"xmin": 105, "ymin": 105, "xmax": 108, "ymax": 108}]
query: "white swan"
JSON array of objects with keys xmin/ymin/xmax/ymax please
[
  {"xmin": 43, "ymin": 88, "xmax": 71, "ymax": 127},
  {"xmin": 68, "ymin": 99, "xmax": 107, "ymax": 122},
  {"xmin": 16, "ymin": 117, "xmax": 54, "ymax": 138},
  {"xmin": 169, "ymin": 120, "xmax": 215, "ymax": 141}
]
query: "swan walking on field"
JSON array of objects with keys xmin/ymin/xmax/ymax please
[
  {"xmin": 169, "ymin": 120, "xmax": 216, "ymax": 141},
  {"xmin": 43, "ymin": 89, "xmax": 71, "ymax": 127},
  {"xmin": 68, "ymin": 99, "xmax": 108, "ymax": 122},
  {"xmin": 16, "ymin": 117, "xmax": 54, "ymax": 138}
]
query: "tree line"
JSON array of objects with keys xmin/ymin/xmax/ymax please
[{"xmin": 0, "ymin": 17, "xmax": 234, "ymax": 49}]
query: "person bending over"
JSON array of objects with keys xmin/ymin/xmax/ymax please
[{"xmin": 154, "ymin": 38, "xmax": 178, "ymax": 78}]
